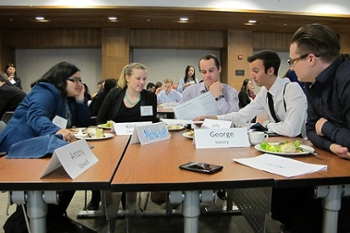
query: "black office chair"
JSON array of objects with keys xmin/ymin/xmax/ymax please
[{"xmin": 1, "ymin": 111, "xmax": 14, "ymax": 124}]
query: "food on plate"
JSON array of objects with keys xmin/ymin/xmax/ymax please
[
  {"xmin": 188, "ymin": 130, "xmax": 194, "ymax": 137},
  {"xmin": 259, "ymin": 140, "xmax": 304, "ymax": 153},
  {"xmin": 73, "ymin": 128, "xmax": 105, "ymax": 139},
  {"xmin": 100, "ymin": 120, "xmax": 115, "ymax": 128},
  {"xmin": 167, "ymin": 124, "xmax": 183, "ymax": 130}
]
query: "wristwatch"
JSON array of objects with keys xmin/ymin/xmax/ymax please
[{"xmin": 215, "ymin": 94, "xmax": 224, "ymax": 101}]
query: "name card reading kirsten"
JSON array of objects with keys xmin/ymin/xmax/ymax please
[
  {"xmin": 130, "ymin": 122, "xmax": 170, "ymax": 145},
  {"xmin": 113, "ymin": 121, "xmax": 152, "ymax": 135},
  {"xmin": 194, "ymin": 128, "xmax": 250, "ymax": 149},
  {"xmin": 41, "ymin": 139, "xmax": 98, "ymax": 179}
]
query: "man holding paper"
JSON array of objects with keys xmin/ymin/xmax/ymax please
[
  {"xmin": 179, "ymin": 54, "xmax": 239, "ymax": 114},
  {"xmin": 195, "ymin": 50, "xmax": 307, "ymax": 138}
]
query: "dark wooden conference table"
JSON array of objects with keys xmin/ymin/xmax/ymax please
[
  {"xmin": 0, "ymin": 134, "xmax": 130, "ymax": 233},
  {"xmin": 111, "ymin": 131, "xmax": 350, "ymax": 233}
]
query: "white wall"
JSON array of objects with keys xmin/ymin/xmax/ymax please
[{"xmin": 15, "ymin": 49, "xmax": 102, "ymax": 94}]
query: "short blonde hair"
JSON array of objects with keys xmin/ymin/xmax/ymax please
[
  {"xmin": 163, "ymin": 78, "xmax": 173, "ymax": 84},
  {"xmin": 117, "ymin": 63, "xmax": 147, "ymax": 89}
]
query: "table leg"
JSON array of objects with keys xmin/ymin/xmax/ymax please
[
  {"xmin": 27, "ymin": 191, "xmax": 47, "ymax": 233},
  {"xmin": 183, "ymin": 191, "xmax": 200, "ymax": 233},
  {"xmin": 322, "ymin": 185, "xmax": 342, "ymax": 233}
]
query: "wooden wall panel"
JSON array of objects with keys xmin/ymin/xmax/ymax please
[
  {"xmin": 102, "ymin": 28, "xmax": 129, "ymax": 80},
  {"xmin": 340, "ymin": 34, "xmax": 350, "ymax": 53},
  {"xmin": 130, "ymin": 29, "xmax": 225, "ymax": 49},
  {"xmin": 253, "ymin": 32, "xmax": 293, "ymax": 52},
  {"xmin": 2, "ymin": 29, "xmax": 101, "ymax": 48},
  {"xmin": 227, "ymin": 30, "xmax": 253, "ymax": 91}
]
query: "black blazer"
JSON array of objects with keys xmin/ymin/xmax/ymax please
[{"xmin": 96, "ymin": 87, "xmax": 157, "ymax": 124}]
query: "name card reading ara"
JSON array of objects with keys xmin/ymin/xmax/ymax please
[
  {"xmin": 41, "ymin": 139, "xmax": 98, "ymax": 179},
  {"xmin": 130, "ymin": 122, "xmax": 170, "ymax": 145},
  {"xmin": 201, "ymin": 118, "xmax": 232, "ymax": 129},
  {"xmin": 194, "ymin": 128, "xmax": 250, "ymax": 149},
  {"xmin": 113, "ymin": 121, "xmax": 152, "ymax": 135}
]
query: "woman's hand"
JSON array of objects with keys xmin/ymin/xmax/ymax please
[
  {"xmin": 75, "ymin": 82, "xmax": 85, "ymax": 102},
  {"xmin": 330, "ymin": 143, "xmax": 350, "ymax": 160},
  {"xmin": 56, "ymin": 129, "xmax": 77, "ymax": 143}
]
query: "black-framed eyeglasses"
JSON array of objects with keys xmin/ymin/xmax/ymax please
[
  {"xmin": 67, "ymin": 77, "xmax": 82, "ymax": 83},
  {"xmin": 287, "ymin": 54, "xmax": 309, "ymax": 67}
]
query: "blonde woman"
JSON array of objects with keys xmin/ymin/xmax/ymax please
[
  {"xmin": 97, "ymin": 63, "xmax": 157, "ymax": 124},
  {"xmin": 92, "ymin": 63, "xmax": 157, "ymax": 210}
]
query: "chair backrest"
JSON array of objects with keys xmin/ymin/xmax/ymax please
[
  {"xmin": 0, "ymin": 121, "xmax": 6, "ymax": 134},
  {"xmin": 1, "ymin": 111, "xmax": 14, "ymax": 124}
]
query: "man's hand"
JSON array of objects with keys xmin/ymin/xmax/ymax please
[
  {"xmin": 56, "ymin": 129, "xmax": 77, "ymax": 143},
  {"xmin": 208, "ymin": 81, "xmax": 223, "ymax": 98},
  {"xmin": 330, "ymin": 143, "xmax": 350, "ymax": 160},
  {"xmin": 315, "ymin": 117, "xmax": 327, "ymax": 136}
]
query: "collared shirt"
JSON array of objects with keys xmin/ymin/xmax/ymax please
[
  {"xmin": 218, "ymin": 77, "xmax": 307, "ymax": 137},
  {"xmin": 305, "ymin": 56, "xmax": 350, "ymax": 152},
  {"xmin": 177, "ymin": 77, "xmax": 199, "ymax": 93},
  {"xmin": 157, "ymin": 89, "xmax": 182, "ymax": 104},
  {"xmin": 179, "ymin": 82, "xmax": 239, "ymax": 114}
]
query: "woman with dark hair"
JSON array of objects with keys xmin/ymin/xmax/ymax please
[
  {"xmin": 89, "ymin": 78, "xmax": 117, "ymax": 116},
  {"xmin": 238, "ymin": 78, "xmax": 256, "ymax": 109},
  {"xmin": 177, "ymin": 65, "xmax": 198, "ymax": 93},
  {"xmin": 0, "ymin": 61, "xmax": 90, "ymax": 232},
  {"xmin": 0, "ymin": 71, "xmax": 26, "ymax": 119},
  {"xmin": 5, "ymin": 63, "xmax": 22, "ymax": 90},
  {"xmin": 0, "ymin": 61, "xmax": 90, "ymax": 151}
]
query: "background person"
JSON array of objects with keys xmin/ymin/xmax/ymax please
[
  {"xmin": 146, "ymin": 82, "xmax": 156, "ymax": 92},
  {"xmin": 238, "ymin": 78, "xmax": 256, "ymax": 122},
  {"xmin": 4, "ymin": 63, "xmax": 22, "ymax": 90},
  {"xmin": 89, "ymin": 78, "xmax": 117, "ymax": 117},
  {"xmin": 154, "ymin": 81, "xmax": 163, "ymax": 95},
  {"xmin": 179, "ymin": 54, "xmax": 239, "ymax": 114},
  {"xmin": 177, "ymin": 65, "xmax": 198, "ymax": 93},
  {"xmin": 0, "ymin": 71, "xmax": 26, "ymax": 119},
  {"xmin": 157, "ymin": 78, "xmax": 182, "ymax": 104}
]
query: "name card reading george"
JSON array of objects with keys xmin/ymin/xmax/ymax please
[{"xmin": 194, "ymin": 128, "xmax": 250, "ymax": 149}]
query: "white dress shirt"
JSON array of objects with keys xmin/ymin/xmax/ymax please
[{"xmin": 217, "ymin": 77, "xmax": 307, "ymax": 137}]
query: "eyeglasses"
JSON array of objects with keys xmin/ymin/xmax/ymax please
[
  {"xmin": 67, "ymin": 77, "xmax": 82, "ymax": 83},
  {"xmin": 287, "ymin": 54, "xmax": 309, "ymax": 67}
]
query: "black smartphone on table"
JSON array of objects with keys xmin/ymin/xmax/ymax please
[{"xmin": 179, "ymin": 161, "xmax": 223, "ymax": 174}]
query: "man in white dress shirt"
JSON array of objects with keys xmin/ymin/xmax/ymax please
[{"xmin": 195, "ymin": 50, "xmax": 307, "ymax": 137}]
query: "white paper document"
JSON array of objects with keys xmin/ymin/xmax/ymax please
[
  {"xmin": 233, "ymin": 154, "xmax": 327, "ymax": 177},
  {"xmin": 173, "ymin": 92, "xmax": 219, "ymax": 120}
]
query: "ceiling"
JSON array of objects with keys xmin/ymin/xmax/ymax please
[{"xmin": 1, "ymin": 7, "xmax": 350, "ymax": 33}]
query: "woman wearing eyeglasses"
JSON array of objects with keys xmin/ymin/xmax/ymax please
[
  {"xmin": 0, "ymin": 61, "xmax": 91, "ymax": 151},
  {"xmin": 0, "ymin": 61, "xmax": 91, "ymax": 232}
]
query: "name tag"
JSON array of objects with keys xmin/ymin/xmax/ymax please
[
  {"xmin": 113, "ymin": 121, "xmax": 152, "ymax": 135},
  {"xmin": 52, "ymin": 115, "xmax": 67, "ymax": 129},
  {"xmin": 141, "ymin": 106, "xmax": 153, "ymax": 116},
  {"xmin": 130, "ymin": 122, "xmax": 170, "ymax": 145},
  {"xmin": 201, "ymin": 118, "xmax": 232, "ymax": 129},
  {"xmin": 194, "ymin": 128, "xmax": 250, "ymax": 149},
  {"xmin": 41, "ymin": 139, "xmax": 98, "ymax": 179}
]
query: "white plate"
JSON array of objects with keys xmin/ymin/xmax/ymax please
[
  {"xmin": 97, "ymin": 124, "xmax": 112, "ymax": 129},
  {"xmin": 75, "ymin": 132, "xmax": 114, "ymax": 141},
  {"xmin": 167, "ymin": 125, "xmax": 185, "ymax": 131},
  {"xmin": 254, "ymin": 143, "xmax": 315, "ymax": 156},
  {"xmin": 182, "ymin": 132, "xmax": 194, "ymax": 139}
]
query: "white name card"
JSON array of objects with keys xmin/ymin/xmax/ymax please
[
  {"xmin": 130, "ymin": 122, "xmax": 170, "ymax": 145},
  {"xmin": 41, "ymin": 139, "xmax": 98, "ymax": 179},
  {"xmin": 201, "ymin": 118, "xmax": 232, "ymax": 129},
  {"xmin": 113, "ymin": 121, "xmax": 152, "ymax": 135},
  {"xmin": 52, "ymin": 115, "xmax": 67, "ymax": 129},
  {"xmin": 194, "ymin": 128, "xmax": 250, "ymax": 149}
]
